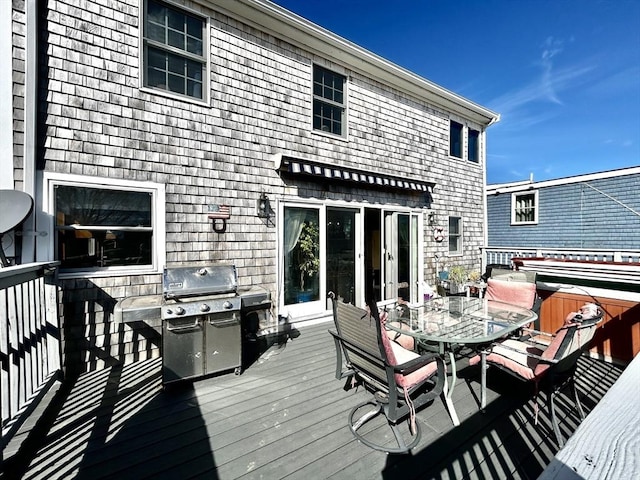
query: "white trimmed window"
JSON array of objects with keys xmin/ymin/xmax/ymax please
[
  {"xmin": 468, "ymin": 128, "xmax": 479, "ymax": 163},
  {"xmin": 142, "ymin": 0, "xmax": 207, "ymax": 101},
  {"xmin": 512, "ymin": 191, "xmax": 539, "ymax": 225},
  {"xmin": 42, "ymin": 174, "xmax": 165, "ymax": 276},
  {"xmin": 448, "ymin": 216, "xmax": 463, "ymax": 254},
  {"xmin": 313, "ymin": 65, "xmax": 347, "ymax": 136},
  {"xmin": 449, "ymin": 120, "xmax": 463, "ymax": 158}
]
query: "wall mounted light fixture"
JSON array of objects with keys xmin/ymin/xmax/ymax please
[
  {"xmin": 256, "ymin": 192, "xmax": 271, "ymax": 218},
  {"xmin": 428, "ymin": 211, "xmax": 437, "ymax": 226}
]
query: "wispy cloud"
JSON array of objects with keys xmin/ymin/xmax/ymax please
[
  {"xmin": 585, "ymin": 66, "xmax": 640, "ymax": 98},
  {"xmin": 488, "ymin": 36, "xmax": 594, "ymax": 119},
  {"xmin": 540, "ymin": 36, "xmax": 566, "ymax": 104}
]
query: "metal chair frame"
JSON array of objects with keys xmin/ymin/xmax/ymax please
[
  {"xmin": 484, "ymin": 312, "xmax": 603, "ymax": 446},
  {"xmin": 328, "ymin": 293, "xmax": 445, "ymax": 454}
]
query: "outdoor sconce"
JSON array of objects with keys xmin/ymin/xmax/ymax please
[
  {"xmin": 256, "ymin": 192, "xmax": 271, "ymax": 218},
  {"xmin": 428, "ymin": 211, "xmax": 437, "ymax": 226}
]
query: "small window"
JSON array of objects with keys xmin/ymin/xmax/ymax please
[
  {"xmin": 512, "ymin": 191, "xmax": 539, "ymax": 224},
  {"xmin": 313, "ymin": 65, "xmax": 346, "ymax": 136},
  {"xmin": 468, "ymin": 129, "xmax": 479, "ymax": 162},
  {"xmin": 449, "ymin": 120, "xmax": 463, "ymax": 158},
  {"xmin": 448, "ymin": 216, "xmax": 463, "ymax": 254},
  {"xmin": 143, "ymin": 0, "xmax": 206, "ymax": 100}
]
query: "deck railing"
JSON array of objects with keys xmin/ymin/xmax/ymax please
[
  {"xmin": 483, "ymin": 247, "xmax": 640, "ymax": 269},
  {"xmin": 1, "ymin": 261, "xmax": 61, "ymax": 450}
]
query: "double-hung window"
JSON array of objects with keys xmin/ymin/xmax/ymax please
[
  {"xmin": 468, "ymin": 128, "xmax": 479, "ymax": 162},
  {"xmin": 449, "ymin": 120, "xmax": 463, "ymax": 158},
  {"xmin": 448, "ymin": 216, "xmax": 463, "ymax": 254},
  {"xmin": 512, "ymin": 191, "xmax": 538, "ymax": 224},
  {"xmin": 143, "ymin": 0, "xmax": 206, "ymax": 100},
  {"xmin": 313, "ymin": 65, "xmax": 346, "ymax": 136},
  {"xmin": 45, "ymin": 174, "xmax": 166, "ymax": 275}
]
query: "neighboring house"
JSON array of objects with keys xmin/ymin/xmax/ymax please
[
  {"xmin": 487, "ymin": 167, "xmax": 640, "ymax": 251},
  {"xmin": 4, "ymin": 0, "xmax": 498, "ymax": 372},
  {"xmin": 485, "ymin": 167, "xmax": 640, "ymax": 364}
]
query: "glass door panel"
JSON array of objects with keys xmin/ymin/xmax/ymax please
[
  {"xmin": 326, "ymin": 208, "xmax": 357, "ymax": 304},
  {"xmin": 383, "ymin": 211, "xmax": 419, "ymax": 303},
  {"xmin": 283, "ymin": 206, "xmax": 320, "ymax": 305}
]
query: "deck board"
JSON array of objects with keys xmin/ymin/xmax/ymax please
[{"xmin": 4, "ymin": 321, "xmax": 625, "ymax": 480}]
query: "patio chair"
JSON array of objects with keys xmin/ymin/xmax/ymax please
[
  {"xmin": 469, "ymin": 303, "xmax": 603, "ymax": 446},
  {"xmin": 484, "ymin": 277, "xmax": 541, "ymax": 332},
  {"xmin": 328, "ymin": 293, "xmax": 445, "ymax": 453}
]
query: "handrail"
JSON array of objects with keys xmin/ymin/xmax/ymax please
[
  {"xmin": 482, "ymin": 247, "xmax": 640, "ymax": 271},
  {"xmin": 1, "ymin": 261, "xmax": 61, "ymax": 450}
]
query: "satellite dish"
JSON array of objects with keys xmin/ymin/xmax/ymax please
[{"xmin": 0, "ymin": 190, "xmax": 34, "ymax": 267}]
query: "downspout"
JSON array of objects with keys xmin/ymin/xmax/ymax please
[
  {"xmin": 481, "ymin": 128, "xmax": 489, "ymax": 273},
  {"xmin": 21, "ymin": 0, "xmax": 40, "ymax": 262}
]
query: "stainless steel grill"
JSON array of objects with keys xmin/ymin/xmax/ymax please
[{"xmin": 162, "ymin": 264, "xmax": 243, "ymax": 385}]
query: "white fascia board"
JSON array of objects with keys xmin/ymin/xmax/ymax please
[
  {"xmin": 207, "ymin": 0, "xmax": 500, "ymax": 127},
  {"xmin": 487, "ymin": 166, "xmax": 640, "ymax": 195}
]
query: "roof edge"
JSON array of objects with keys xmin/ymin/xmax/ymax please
[
  {"xmin": 487, "ymin": 166, "xmax": 640, "ymax": 195},
  {"xmin": 208, "ymin": 0, "xmax": 500, "ymax": 126}
]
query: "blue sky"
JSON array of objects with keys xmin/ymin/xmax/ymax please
[{"xmin": 271, "ymin": 0, "xmax": 640, "ymax": 184}]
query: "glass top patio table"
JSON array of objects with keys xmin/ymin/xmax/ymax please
[{"xmin": 385, "ymin": 296, "xmax": 538, "ymax": 425}]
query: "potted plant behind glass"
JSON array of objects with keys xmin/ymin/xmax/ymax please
[
  {"xmin": 297, "ymin": 221, "xmax": 320, "ymax": 302},
  {"xmin": 448, "ymin": 265, "xmax": 468, "ymax": 295}
]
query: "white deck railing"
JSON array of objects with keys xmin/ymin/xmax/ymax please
[
  {"xmin": 1, "ymin": 261, "xmax": 61, "ymax": 450},
  {"xmin": 483, "ymin": 247, "xmax": 640, "ymax": 269}
]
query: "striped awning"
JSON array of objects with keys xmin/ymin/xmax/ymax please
[{"xmin": 273, "ymin": 154, "xmax": 434, "ymax": 193}]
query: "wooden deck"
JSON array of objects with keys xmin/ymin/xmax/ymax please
[{"xmin": 4, "ymin": 322, "xmax": 625, "ymax": 480}]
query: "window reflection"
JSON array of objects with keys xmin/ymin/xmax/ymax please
[
  {"xmin": 55, "ymin": 186, "xmax": 153, "ymax": 268},
  {"xmin": 284, "ymin": 207, "xmax": 320, "ymax": 304}
]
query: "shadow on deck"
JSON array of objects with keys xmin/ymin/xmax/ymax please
[{"xmin": 4, "ymin": 322, "xmax": 624, "ymax": 480}]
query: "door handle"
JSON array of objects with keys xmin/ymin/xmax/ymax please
[{"xmin": 166, "ymin": 319, "xmax": 200, "ymax": 332}]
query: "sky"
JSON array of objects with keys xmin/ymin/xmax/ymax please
[{"xmin": 271, "ymin": 0, "xmax": 640, "ymax": 184}]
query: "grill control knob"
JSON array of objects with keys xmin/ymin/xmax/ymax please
[
  {"xmin": 200, "ymin": 303, "xmax": 210, "ymax": 313},
  {"xmin": 175, "ymin": 306, "xmax": 185, "ymax": 316},
  {"xmin": 223, "ymin": 300, "xmax": 234, "ymax": 310},
  {"xmin": 165, "ymin": 308, "xmax": 172, "ymax": 315}
]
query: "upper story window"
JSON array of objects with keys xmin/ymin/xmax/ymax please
[
  {"xmin": 44, "ymin": 174, "xmax": 166, "ymax": 276},
  {"xmin": 143, "ymin": 0, "xmax": 206, "ymax": 100},
  {"xmin": 449, "ymin": 120, "xmax": 463, "ymax": 158},
  {"xmin": 512, "ymin": 191, "xmax": 539, "ymax": 225},
  {"xmin": 468, "ymin": 128, "xmax": 479, "ymax": 163},
  {"xmin": 448, "ymin": 216, "xmax": 463, "ymax": 255},
  {"xmin": 313, "ymin": 65, "xmax": 346, "ymax": 136}
]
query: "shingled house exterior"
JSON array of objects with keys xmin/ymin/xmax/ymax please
[
  {"xmin": 5, "ymin": 0, "xmax": 499, "ymax": 372},
  {"xmin": 486, "ymin": 167, "xmax": 640, "ymax": 251}
]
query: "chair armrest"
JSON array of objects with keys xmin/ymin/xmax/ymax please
[
  {"xmin": 491, "ymin": 341, "xmax": 560, "ymax": 364},
  {"xmin": 521, "ymin": 327, "xmax": 553, "ymax": 338},
  {"xmin": 393, "ymin": 352, "xmax": 444, "ymax": 375}
]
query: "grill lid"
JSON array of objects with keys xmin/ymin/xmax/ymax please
[{"xmin": 163, "ymin": 264, "xmax": 237, "ymax": 299}]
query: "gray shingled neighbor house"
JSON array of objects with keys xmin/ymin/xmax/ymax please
[{"xmin": 4, "ymin": 0, "xmax": 499, "ymax": 373}]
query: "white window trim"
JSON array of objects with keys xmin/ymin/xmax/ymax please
[
  {"xmin": 311, "ymin": 63, "xmax": 349, "ymax": 140},
  {"xmin": 38, "ymin": 172, "xmax": 166, "ymax": 278},
  {"xmin": 467, "ymin": 127, "xmax": 480, "ymax": 163},
  {"xmin": 448, "ymin": 119, "xmax": 464, "ymax": 159},
  {"xmin": 448, "ymin": 215, "xmax": 463, "ymax": 256},
  {"xmin": 511, "ymin": 190, "xmax": 539, "ymax": 225},
  {"xmin": 139, "ymin": 0, "xmax": 211, "ymax": 106}
]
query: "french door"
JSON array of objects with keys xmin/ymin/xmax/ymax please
[
  {"xmin": 383, "ymin": 211, "xmax": 420, "ymax": 304},
  {"xmin": 280, "ymin": 203, "xmax": 420, "ymax": 315}
]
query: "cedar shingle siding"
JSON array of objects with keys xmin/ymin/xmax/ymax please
[{"xmin": 15, "ymin": 0, "xmax": 493, "ymax": 371}]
